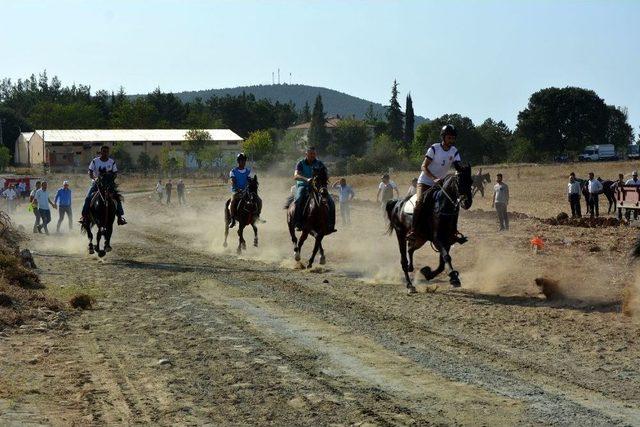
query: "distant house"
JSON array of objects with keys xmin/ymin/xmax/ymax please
[
  {"xmin": 286, "ymin": 116, "xmax": 374, "ymax": 150},
  {"xmin": 14, "ymin": 129, "xmax": 243, "ymax": 169}
]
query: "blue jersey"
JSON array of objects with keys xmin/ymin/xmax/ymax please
[{"xmin": 230, "ymin": 167, "xmax": 251, "ymax": 192}]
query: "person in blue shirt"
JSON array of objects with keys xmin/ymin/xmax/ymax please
[
  {"xmin": 228, "ymin": 153, "xmax": 262, "ymax": 228},
  {"xmin": 332, "ymin": 178, "xmax": 355, "ymax": 225},
  {"xmin": 55, "ymin": 180, "xmax": 73, "ymax": 232},
  {"xmin": 293, "ymin": 147, "xmax": 336, "ymax": 232}
]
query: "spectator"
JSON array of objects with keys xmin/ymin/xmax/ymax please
[
  {"xmin": 567, "ymin": 172, "xmax": 582, "ymax": 218},
  {"xmin": 34, "ymin": 181, "xmax": 57, "ymax": 235},
  {"xmin": 332, "ymin": 178, "xmax": 355, "ymax": 226},
  {"xmin": 376, "ymin": 174, "xmax": 399, "ymax": 207},
  {"xmin": 165, "ymin": 179, "xmax": 173, "ymax": 204},
  {"xmin": 177, "ymin": 179, "xmax": 186, "ymax": 205},
  {"xmin": 155, "ymin": 180, "xmax": 164, "ymax": 202},
  {"xmin": 30, "ymin": 181, "xmax": 42, "ymax": 233},
  {"xmin": 3, "ymin": 184, "xmax": 18, "ymax": 213},
  {"xmin": 18, "ymin": 181, "xmax": 27, "ymax": 201},
  {"xmin": 492, "ymin": 173, "xmax": 510, "ymax": 231},
  {"xmin": 55, "ymin": 180, "xmax": 73, "ymax": 232},
  {"xmin": 406, "ymin": 178, "xmax": 418, "ymax": 198},
  {"xmin": 586, "ymin": 172, "xmax": 602, "ymax": 218}
]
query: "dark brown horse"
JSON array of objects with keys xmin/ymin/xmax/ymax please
[
  {"xmin": 386, "ymin": 163, "xmax": 473, "ymax": 293},
  {"xmin": 471, "ymin": 171, "xmax": 491, "ymax": 197},
  {"xmin": 224, "ymin": 176, "xmax": 261, "ymax": 254},
  {"xmin": 580, "ymin": 178, "xmax": 616, "ymax": 214},
  {"xmin": 286, "ymin": 167, "xmax": 332, "ymax": 268},
  {"xmin": 81, "ymin": 173, "xmax": 120, "ymax": 257}
]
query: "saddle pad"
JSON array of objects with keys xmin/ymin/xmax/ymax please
[{"xmin": 402, "ymin": 194, "xmax": 418, "ymax": 215}]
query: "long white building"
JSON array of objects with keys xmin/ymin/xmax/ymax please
[{"xmin": 14, "ymin": 129, "xmax": 243, "ymax": 168}]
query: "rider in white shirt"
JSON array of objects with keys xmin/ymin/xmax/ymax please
[
  {"xmin": 407, "ymin": 124, "xmax": 465, "ymax": 243},
  {"xmin": 81, "ymin": 145, "xmax": 126, "ymax": 225}
]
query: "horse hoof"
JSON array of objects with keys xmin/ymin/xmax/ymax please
[
  {"xmin": 223, "ymin": 242, "xmax": 228, "ymax": 248},
  {"xmin": 88, "ymin": 248, "xmax": 95, "ymax": 255},
  {"xmin": 294, "ymin": 253, "xmax": 301, "ymax": 262},
  {"xmin": 307, "ymin": 263, "xmax": 313, "ymax": 269},
  {"xmin": 241, "ymin": 243, "xmax": 247, "ymax": 250},
  {"xmin": 420, "ymin": 266, "xmax": 433, "ymax": 281},
  {"xmin": 237, "ymin": 248, "xmax": 242, "ymax": 255},
  {"xmin": 449, "ymin": 271, "xmax": 461, "ymax": 287},
  {"xmin": 407, "ymin": 285, "xmax": 417, "ymax": 294},
  {"xmin": 319, "ymin": 256, "xmax": 326, "ymax": 265},
  {"xmin": 105, "ymin": 246, "xmax": 112, "ymax": 253},
  {"xmin": 254, "ymin": 240, "xmax": 258, "ymax": 247},
  {"xmin": 97, "ymin": 250, "xmax": 106, "ymax": 258}
]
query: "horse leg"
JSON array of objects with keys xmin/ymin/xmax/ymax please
[
  {"xmin": 295, "ymin": 230, "xmax": 309, "ymax": 262},
  {"xmin": 87, "ymin": 226, "xmax": 95, "ymax": 254},
  {"xmin": 237, "ymin": 224, "xmax": 246, "ymax": 254},
  {"xmin": 252, "ymin": 223, "xmax": 258, "ymax": 247},
  {"xmin": 439, "ymin": 243, "xmax": 460, "ymax": 287},
  {"xmin": 395, "ymin": 231, "xmax": 415, "ymax": 293},
  {"xmin": 96, "ymin": 228, "xmax": 106, "ymax": 258},
  {"xmin": 308, "ymin": 235, "xmax": 324, "ymax": 269},
  {"xmin": 319, "ymin": 241, "xmax": 326, "ymax": 265},
  {"xmin": 105, "ymin": 225, "xmax": 113, "ymax": 252},
  {"xmin": 223, "ymin": 203, "xmax": 230, "ymax": 248}
]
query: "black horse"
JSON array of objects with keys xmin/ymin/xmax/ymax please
[
  {"xmin": 471, "ymin": 170, "xmax": 491, "ymax": 197},
  {"xmin": 81, "ymin": 173, "xmax": 120, "ymax": 257},
  {"xmin": 580, "ymin": 178, "xmax": 616, "ymax": 214},
  {"xmin": 386, "ymin": 163, "xmax": 473, "ymax": 294},
  {"xmin": 286, "ymin": 167, "xmax": 332, "ymax": 268},
  {"xmin": 224, "ymin": 176, "xmax": 261, "ymax": 254}
]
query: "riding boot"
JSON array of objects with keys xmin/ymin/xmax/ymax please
[{"xmin": 117, "ymin": 216, "xmax": 127, "ymax": 225}]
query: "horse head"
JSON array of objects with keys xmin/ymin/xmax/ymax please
[
  {"xmin": 311, "ymin": 167, "xmax": 329, "ymax": 197},
  {"xmin": 241, "ymin": 176, "xmax": 259, "ymax": 213},
  {"xmin": 454, "ymin": 162, "xmax": 473, "ymax": 210}
]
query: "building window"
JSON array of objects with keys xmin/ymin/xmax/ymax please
[
  {"xmin": 93, "ymin": 142, "xmax": 101, "ymax": 146},
  {"xmin": 73, "ymin": 142, "xmax": 84, "ymax": 147},
  {"xmin": 151, "ymin": 142, "xmax": 163, "ymax": 146},
  {"xmin": 133, "ymin": 142, "xmax": 144, "ymax": 146},
  {"xmin": 171, "ymin": 142, "xmax": 181, "ymax": 146},
  {"xmin": 227, "ymin": 141, "xmax": 236, "ymax": 145},
  {"xmin": 50, "ymin": 142, "xmax": 62, "ymax": 146}
]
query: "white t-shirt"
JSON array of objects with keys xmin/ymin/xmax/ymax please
[
  {"xmin": 378, "ymin": 181, "xmax": 397, "ymax": 191},
  {"xmin": 418, "ymin": 143, "xmax": 461, "ymax": 186},
  {"xmin": 587, "ymin": 179, "xmax": 603, "ymax": 194},
  {"xmin": 625, "ymin": 178, "xmax": 640, "ymax": 186},
  {"xmin": 89, "ymin": 157, "xmax": 118, "ymax": 177},
  {"xmin": 3, "ymin": 189, "xmax": 17, "ymax": 200}
]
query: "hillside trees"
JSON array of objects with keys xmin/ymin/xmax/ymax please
[
  {"xmin": 386, "ymin": 80, "xmax": 404, "ymax": 142},
  {"xmin": 308, "ymin": 94, "xmax": 330, "ymax": 152},
  {"xmin": 404, "ymin": 94, "xmax": 415, "ymax": 149}
]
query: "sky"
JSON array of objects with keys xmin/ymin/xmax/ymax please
[{"xmin": 1, "ymin": 0, "xmax": 639, "ymax": 130}]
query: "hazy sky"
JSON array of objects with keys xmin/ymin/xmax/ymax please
[{"xmin": 2, "ymin": 0, "xmax": 639, "ymax": 129}]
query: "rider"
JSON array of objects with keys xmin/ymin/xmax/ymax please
[
  {"xmin": 81, "ymin": 145, "xmax": 127, "ymax": 225},
  {"xmin": 407, "ymin": 124, "xmax": 466, "ymax": 243},
  {"xmin": 293, "ymin": 146, "xmax": 336, "ymax": 233},
  {"xmin": 228, "ymin": 153, "xmax": 262, "ymax": 228}
]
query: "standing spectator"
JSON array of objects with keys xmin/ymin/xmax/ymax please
[
  {"xmin": 612, "ymin": 173, "xmax": 626, "ymax": 220},
  {"xmin": 30, "ymin": 181, "xmax": 42, "ymax": 233},
  {"xmin": 177, "ymin": 179, "xmax": 186, "ymax": 205},
  {"xmin": 406, "ymin": 178, "xmax": 418, "ymax": 198},
  {"xmin": 3, "ymin": 184, "xmax": 18, "ymax": 213},
  {"xmin": 492, "ymin": 173, "xmax": 510, "ymax": 231},
  {"xmin": 55, "ymin": 180, "xmax": 73, "ymax": 232},
  {"xmin": 332, "ymin": 178, "xmax": 355, "ymax": 226},
  {"xmin": 165, "ymin": 179, "xmax": 173, "ymax": 204},
  {"xmin": 624, "ymin": 171, "xmax": 640, "ymax": 220},
  {"xmin": 155, "ymin": 180, "xmax": 164, "ymax": 202},
  {"xmin": 376, "ymin": 174, "xmax": 399, "ymax": 207},
  {"xmin": 567, "ymin": 172, "xmax": 582, "ymax": 218},
  {"xmin": 18, "ymin": 181, "xmax": 27, "ymax": 201},
  {"xmin": 34, "ymin": 181, "xmax": 57, "ymax": 235},
  {"xmin": 586, "ymin": 172, "xmax": 603, "ymax": 218}
]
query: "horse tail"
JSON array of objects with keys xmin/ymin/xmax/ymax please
[
  {"xmin": 80, "ymin": 220, "xmax": 88, "ymax": 235},
  {"xmin": 385, "ymin": 199, "xmax": 397, "ymax": 235}
]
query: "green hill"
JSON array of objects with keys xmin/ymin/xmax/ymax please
[{"xmin": 169, "ymin": 84, "xmax": 428, "ymax": 124}]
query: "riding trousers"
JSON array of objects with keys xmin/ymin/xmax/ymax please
[{"xmin": 82, "ymin": 182, "xmax": 124, "ymax": 217}]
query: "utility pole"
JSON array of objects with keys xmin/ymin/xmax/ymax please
[
  {"xmin": 277, "ymin": 68, "xmax": 280, "ymax": 85},
  {"xmin": 272, "ymin": 72, "xmax": 274, "ymax": 85}
]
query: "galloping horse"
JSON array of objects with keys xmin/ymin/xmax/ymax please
[
  {"xmin": 471, "ymin": 170, "xmax": 491, "ymax": 197},
  {"xmin": 386, "ymin": 163, "xmax": 473, "ymax": 294},
  {"xmin": 224, "ymin": 176, "xmax": 261, "ymax": 254},
  {"xmin": 81, "ymin": 173, "xmax": 120, "ymax": 257},
  {"xmin": 286, "ymin": 167, "xmax": 332, "ymax": 268}
]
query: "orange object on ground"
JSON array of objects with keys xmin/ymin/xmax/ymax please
[{"xmin": 530, "ymin": 236, "xmax": 544, "ymax": 249}]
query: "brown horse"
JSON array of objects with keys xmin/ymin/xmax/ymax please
[
  {"xmin": 224, "ymin": 176, "xmax": 261, "ymax": 254},
  {"xmin": 471, "ymin": 171, "xmax": 491, "ymax": 197},
  {"xmin": 386, "ymin": 163, "xmax": 473, "ymax": 293},
  {"xmin": 285, "ymin": 167, "xmax": 332, "ymax": 268}
]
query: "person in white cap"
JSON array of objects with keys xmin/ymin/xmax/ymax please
[
  {"xmin": 55, "ymin": 180, "xmax": 73, "ymax": 232},
  {"xmin": 625, "ymin": 171, "xmax": 640, "ymax": 220}
]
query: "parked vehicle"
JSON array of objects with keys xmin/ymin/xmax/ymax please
[
  {"xmin": 628, "ymin": 144, "xmax": 640, "ymax": 160},
  {"xmin": 553, "ymin": 154, "xmax": 570, "ymax": 163},
  {"xmin": 578, "ymin": 144, "xmax": 618, "ymax": 161}
]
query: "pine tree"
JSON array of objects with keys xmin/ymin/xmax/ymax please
[
  {"xmin": 300, "ymin": 101, "xmax": 311, "ymax": 123},
  {"xmin": 403, "ymin": 93, "xmax": 415, "ymax": 149},
  {"xmin": 308, "ymin": 94, "xmax": 330, "ymax": 152},
  {"xmin": 386, "ymin": 80, "xmax": 404, "ymax": 142}
]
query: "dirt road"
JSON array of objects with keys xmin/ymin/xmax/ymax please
[{"xmin": 1, "ymin": 184, "xmax": 639, "ymax": 425}]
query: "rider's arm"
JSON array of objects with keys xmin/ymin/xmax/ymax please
[{"xmin": 421, "ymin": 157, "xmax": 439, "ymax": 182}]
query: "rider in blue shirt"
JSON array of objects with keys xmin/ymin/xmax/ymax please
[
  {"xmin": 228, "ymin": 153, "xmax": 262, "ymax": 228},
  {"xmin": 293, "ymin": 147, "xmax": 336, "ymax": 232}
]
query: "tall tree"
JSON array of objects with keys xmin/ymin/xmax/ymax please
[
  {"xmin": 386, "ymin": 80, "xmax": 404, "ymax": 142},
  {"xmin": 300, "ymin": 101, "xmax": 311, "ymax": 123},
  {"xmin": 308, "ymin": 94, "xmax": 330, "ymax": 152},
  {"xmin": 403, "ymin": 93, "xmax": 415, "ymax": 149}
]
